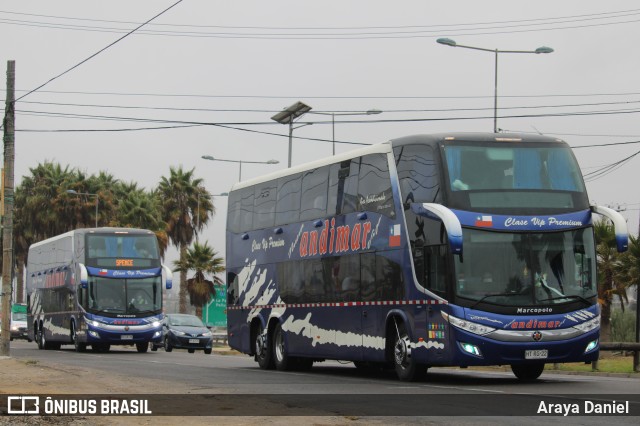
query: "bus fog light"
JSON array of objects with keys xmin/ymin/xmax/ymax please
[
  {"xmin": 88, "ymin": 330, "xmax": 100, "ymax": 339},
  {"xmin": 154, "ymin": 331, "xmax": 161, "ymax": 338},
  {"xmin": 585, "ymin": 339, "xmax": 598, "ymax": 353},
  {"xmin": 460, "ymin": 342, "xmax": 482, "ymax": 357}
]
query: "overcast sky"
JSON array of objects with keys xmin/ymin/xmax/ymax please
[{"xmin": 2, "ymin": 0, "xmax": 640, "ymax": 269}]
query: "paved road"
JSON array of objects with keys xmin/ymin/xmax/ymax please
[{"xmin": 6, "ymin": 340, "xmax": 640, "ymax": 421}]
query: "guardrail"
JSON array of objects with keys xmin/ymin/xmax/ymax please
[
  {"xmin": 592, "ymin": 342, "xmax": 640, "ymax": 372},
  {"xmin": 211, "ymin": 332, "xmax": 228, "ymax": 345}
]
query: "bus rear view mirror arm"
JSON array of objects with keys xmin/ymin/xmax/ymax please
[
  {"xmin": 411, "ymin": 203, "xmax": 463, "ymax": 256},
  {"xmin": 590, "ymin": 204, "xmax": 628, "ymax": 253}
]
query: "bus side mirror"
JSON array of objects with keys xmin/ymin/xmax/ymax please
[
  {"xmin": 162, "ymin": 264, "xmax": 173, "ymax": 290},
  {"xmin": 78, "ymin": 263, "xmax": 89, "ymax": 289}
]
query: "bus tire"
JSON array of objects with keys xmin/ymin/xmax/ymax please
[
  {"xmin": 255, "ymin": 323, "xmax": 274, "ymax": 370},
  {"xmin": 511, "ymin": 363, "xmax": 544, "ymax": 381},
  {"xmin": 392, "ymin": 323, "xmax": 426, "ymax": 382},
  {"xmin": 273, "ymin": 322, "xmax": 292, "ymax": 371},
  {"xmin": 72, "ymin": 322, "xmax": 87, "ymax": 352},
  {"xmin": 136, "ymin": 343, "xmax": 149, "ymax": 353},
  {"xmin": 38, "ymin": 327, "xmax": 47, "ymax": 350}
]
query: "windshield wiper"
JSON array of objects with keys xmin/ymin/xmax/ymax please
[
  {"xmin": 536, "ymin": 295, "xmax": 592, "ymax": 307},
  {"xmin": 469, "ymin": 292, "xmax": 522, "ymax": 309}
]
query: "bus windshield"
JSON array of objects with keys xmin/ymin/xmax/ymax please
[
  {"xmin": 454, "ymin": 228, "xmax": 596, "ymax": 308},
  {"xmin": 443, "ymin": 143, "xmax": 589, "ymax": 212},
  {"xmin": 85, "ymin": 234, "xmax": 160, "ymax": 268},
  {"xmin": 86, "ymin": 276, "xmax": 162, "ymax": 315}
]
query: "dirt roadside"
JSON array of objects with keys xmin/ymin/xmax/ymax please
[{"xmin": 0, "ymin": 354, "xmax": 389, "ymax": 426}]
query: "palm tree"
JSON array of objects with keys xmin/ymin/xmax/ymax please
[
  {"xmin": 593, "ymin": 218, "xmax": 629, "ymax": 342},
  {"xmin": 173, "ymin": 241, "xmax": 225, "ymax": 318},
  {"xmin": 157, "ymin": 166, "xmax": 214, "ymax": 313}
]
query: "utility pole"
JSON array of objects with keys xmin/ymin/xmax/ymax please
[{"xmin": 1, "ymin": 60, "xmax": 15, "ymax": 356}]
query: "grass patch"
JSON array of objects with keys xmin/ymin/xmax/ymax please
[
  {"xmin": 23, "ymin": 359, "xmax": 38, "ymax": 366},
  {"xmin": 550, "ymin": 355, "xmax": 638, "ymax": 374}
]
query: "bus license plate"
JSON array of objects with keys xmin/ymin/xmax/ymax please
[
  {"xmin": 189, "ymin": 339, "xmax": 199, "ymax": 344},
  {"xmin": 525, "ymin": 349, "xmax": 548, "ymax": 359},
  {"xmin": 121, "ymin": 335, "xmax": 133, "ymax": 340}
]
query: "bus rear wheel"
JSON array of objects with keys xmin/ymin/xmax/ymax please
[
  {"xmin": 392, "ymin": 323, "xmax": 426, "ymax": 382},
  {"xmin": 37, "ymin": 328, "xmax": 46, "ymax": 350},
  {"xmin": 511, "ymin": 363, "xmax": 544, "ymax": 381},
  {"xmin": 72, "ymin": 322, "xmax": 87, "ymax": 352},
  {"xmin": 255, "ymin": 323, "xmax": 274, "ymax": 369},
  {"xmin": 273, "ymin": 322, "xmax": 292, "ymax": 371}
]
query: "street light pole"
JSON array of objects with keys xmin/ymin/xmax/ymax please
[
  {"xmin": 66, "ymin": 190, "xmax": 99, "ymax": 227},
  {"xmin": 201, "ymin": 156, "xmax": 279, "ymax": 181},
  {"xmin": 313, "ymin": 109, "xmax": 382, "ymax": 155},
  {"xmin": 271, "ymin": 101, "xmax": 312, "ymax": 167},
  {"xmin": 436, "ymin": 38, "xmax": 553, "ymax": 133}
]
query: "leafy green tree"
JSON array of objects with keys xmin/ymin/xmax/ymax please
[
  {"xmin": 157, "ymin": 166, "xmax": 214, "ymax": 313},
  {"xmin": 173, "ymin": 241, "xmax": 225, "ymax": 318},
  {"xmin": 114, "ymin": 183, "xmax": 169, "ymax": 257},
  {"xmin": 594, "ymin": 218, "xmax": 631, "ymax": 342}
]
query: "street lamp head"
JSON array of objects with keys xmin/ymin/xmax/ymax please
[
  {"xmin": 535, "ymin": 46, "xmax": 554, "ymax": 54},
  {"xmin": 271, "ymin": 101, "xmax": 313, "ymax": 124},
  {"xmin": 201, "ymin": 155, "xmax": 215, "ymax": 161},
  {"xmin": 266, "ymin": 159, "xmax": 279, "ymax": 164},
  {"xmin": 437, "ymin": 37, "xmax": 457, "ymax": 47},
  {"xmin": 66, "ymin": 189, "xmax": 78, "ymax": 195},
  {"xmin": 366, "ymin": 109, "xmax": 382, "ymax": 115}
]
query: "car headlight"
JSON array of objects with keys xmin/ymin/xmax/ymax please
[
  {"xmin": 442, "ymin": 311, "xmax": 496, "ymax": 336},
  {"xmin": 573, "ymin": 316, "xmax": 600, "ymax": 333},
  {"xmin": 173, "ymin": 330, "xmax": 186, "ymax": 336},
  {"xmin": 202, "ymin": 331, "xmax": 212, "ymax": 337}
]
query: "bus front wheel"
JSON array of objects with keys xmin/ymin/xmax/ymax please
[
  {"xmin": 255, "ymin": 323, "xmax": 274, "ymax": 370},
  {"xmin": 392, "ymin": 323, "xmax": 426, "ymax": 382},
  {"xmin": 511, "ymin": 363, "xmax": 544, "ymax": 381}
]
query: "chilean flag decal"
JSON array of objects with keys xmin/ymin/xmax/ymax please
[
  {"xmin": 98, "ymin": 269, "xmax": 108, "ymax": 276},
  {"xmin": 475, "ymin": 215, "xmax": 493, "ymax": 227},
  {"xmin": 389, "ymin": 224, "xmax": 401, "ymax": 247}
]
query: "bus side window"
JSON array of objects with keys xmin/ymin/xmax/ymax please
[
  {"xmin": 254, "ymin": 182, "xmax": 277, "ymax": 229},
  {"xmin": 239, "ymin": 187, "xmax": 255, "ymax": 232},
  {"xmin": 275, "ymin": 174, "xmax": 302, "ymax": 225},
  {"xmin": 358, "ymin": 153, "xmax": 394, "ymax": 217},
  {"xmin": 300, "ymin": 167, "xmax": 329, "ymax": 221},
  {"xmin": 426, "ymin": 245, "xmax": 447, "ymax": 296}
]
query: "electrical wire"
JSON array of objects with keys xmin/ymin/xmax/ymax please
[{"xmin": 15, "ymin": 0, "xmax": 184, "ymax": 102}]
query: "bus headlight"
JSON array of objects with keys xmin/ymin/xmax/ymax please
[
  {"xmin": 572, "ymin": 316, "xmax": 600, "ymax": 334},
  {"xmin": 152, "ymin": 321, "xmax": 161, "ymax": 328},
  {"xmin": 585, "ymin": 339, "xmax": 598, "ymax": 353},
  {"xmin": 460, "ymin": 342, "xmax": 482, "ymax": 357},
  {"xmin": 442, "ymin": 312, "xmax": 496, "ymax": 336}
]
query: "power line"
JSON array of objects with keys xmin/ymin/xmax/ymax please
[
  {"xmin": 15, "ymin": 0, "xmax": 184, "ymax": 102},
  {"xmin": 6, "ymin": 88, "xmax": 640, "ymax": 100},
  {"xmin": 1, "ymin": 8, "xmax": 640, "ymax": 39},
  {"xmin": 2, "ymin": 8, "xmax": 639, "ymax": 30},
  {"xmin": 12, "ymin": 98, "xmax": 640, "ymax": 115}
]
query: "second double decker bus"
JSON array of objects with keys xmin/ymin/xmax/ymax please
[
  {"xmin": 27, "ymin": 227, "xmax": 173, "ymax": 353},
  {"xmin": 225, "ymin": 133, "xmax": 627, "ymax": 381}
]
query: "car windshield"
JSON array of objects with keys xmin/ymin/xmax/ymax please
[
  {"xmin": 169, "ymin": 315, "xmax": 204, "ymax": 327},
  {"xmin": 12, "ymin": 312, "xmax": 27, "ymax": 321}
]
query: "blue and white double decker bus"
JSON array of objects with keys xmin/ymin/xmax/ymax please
[
  {"xmin": 225, "ymin": 133, "xmax": 628, "ymax": 381},
  {"xmin": 27, "ymin": 227, "xmax": 172, "ymax": 353}
]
